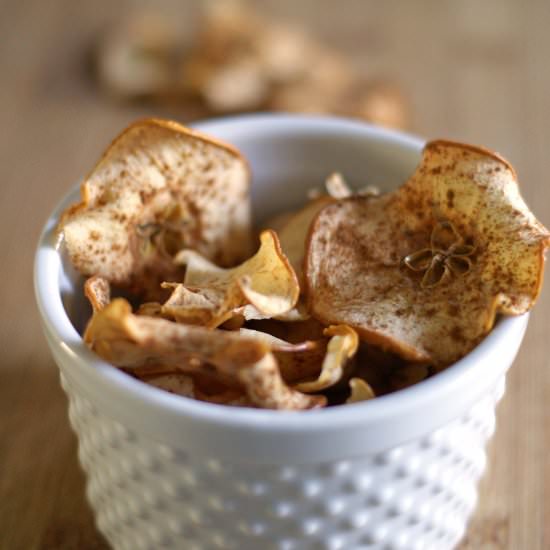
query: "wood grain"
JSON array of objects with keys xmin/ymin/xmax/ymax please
[{"xmin": 1, "ymin": 1, "xmax": 548, "ymax": 548}]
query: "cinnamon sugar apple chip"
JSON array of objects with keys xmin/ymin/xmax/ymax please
[
  {"xmin": 59, "ymin": 118, "xmax": 252, "ymax": 296},
  {"xmin": 85, "ymin": 298, "xmax": 323, "ymax": 409},
  {"xmin": 163, "ymin": 230, "xmax": 299, "ymax": 327},
  {"xmin": 306, "ymin": 140, "xmax": 550, "ymax": 366}
]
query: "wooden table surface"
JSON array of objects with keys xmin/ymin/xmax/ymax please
[{"xmin": 1, "ymin": 1, "xmax": 549, "ymax": 548}]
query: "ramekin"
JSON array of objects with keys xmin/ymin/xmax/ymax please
[{"xmin": 34, "ymin": 114, "xmax": 528, "ymax": 550}]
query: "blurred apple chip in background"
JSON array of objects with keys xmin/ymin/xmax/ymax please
[{"xmin": 93, "ymin": 0, "xmax": 408, "ymax": 128}]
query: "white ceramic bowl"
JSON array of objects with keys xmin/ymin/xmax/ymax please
[{"xmin": 34, "ymin": 115, "xmax": 528, "ymax": 550}]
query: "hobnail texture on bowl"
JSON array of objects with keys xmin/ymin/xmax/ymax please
[
  {"xmin": 60, "ymin": 368, "xmax": 505, "ymax": 550},
  {"xmin": 35, "ymin": 115, "xmax": 529, "ymax": 550}
]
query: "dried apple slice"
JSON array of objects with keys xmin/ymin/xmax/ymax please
[
  {"xmin": 84, "ymin": 298, "xmax": 324, "ymax": 410},
  {"xmin": 59, "ymin": 118, "xmax": 252, "ymax": 297},
  {"xmin": 162, "ymin": 230, "xmax": 299, "ymax": 327},
  {"xmin": 305, "ymin": 140, "xmax": 550, "ymax": 366}
]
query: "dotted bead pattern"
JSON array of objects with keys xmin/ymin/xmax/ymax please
[{"xmin": 62, "ymin": 374, "xmax": 505, "ymax": 550}]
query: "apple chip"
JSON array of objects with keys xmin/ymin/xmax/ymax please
[
  {"xmin": 58, "ymin": 118, "xmax": 252, "ymax": 297},
  {"xmin": 346, "ymin": 378, "xmax": 375, "ymax": 404},
  {"xmin": 294, "ymin": 325, "xmax": 359, "ymax": 392},
  {"xmin": 162, "ymin": 230, "xmax": 299, "ymax": 327},
  {"xmin": 84, "ymin": 298, "xmax": 323, "ymax": 410},
  {"xmin": 306, "ymin": 140, "xmax": 550, "ymax": 366}
]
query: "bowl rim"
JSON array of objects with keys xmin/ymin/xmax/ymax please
[{"xmin": 34, "ymin": 113, "xmax": 528, "ymax": 435}]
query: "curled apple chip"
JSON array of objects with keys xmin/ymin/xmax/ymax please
[
  {"xmin": 294, "ymin": 325, "xmax": 359, "ymax": 392},
  {"xmin": 162, "ymin": 230, "xmax": 299, "ymax": 327},
  {"xmin": 346, "ymin": 378, "xmax": 375, "ymax": 404},
  {"xmin": 59, "ymin": 118, "xmax": 252, "ymax": 297},
  {"xmin": 84, "ymin": 298, "xmax": 323, "ymax": 409},
  {"xmin": 306, "ymin": 140, "xmax": 550, "ymax": 366}
]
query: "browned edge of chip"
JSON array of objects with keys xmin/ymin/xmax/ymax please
[
  {"xmin": 57, "ymin": 117, "xmax": 251, "ymax": 230},
  {"xmin": 425, "ymin": 139, "xmax": 517, "ymax": 179}
]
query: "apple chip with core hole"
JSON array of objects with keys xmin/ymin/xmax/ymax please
[
  {"xmin": 84, "ymin": 298, "xmax": 324, "ymax": 410},
  {"xmin": 305, "ymin": 140, "xmax": 550, "ymax": 367},
  {"xmin": 162, "ymin": 230, "xmax": 299, "ymax": 327},
  {"xmin": 58, "ymin": 118, "xmax": 252, "ymax": 297}
]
